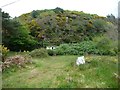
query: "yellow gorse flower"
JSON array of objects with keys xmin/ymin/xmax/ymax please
[{"xmin": 0, "ymin": 45, "xmax": 9, "ymax": 56}]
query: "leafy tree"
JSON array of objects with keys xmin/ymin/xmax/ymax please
[
  {"xmin": 2, "ymin": 10, "xmax": 38, "ymax": 51},
  {"xmin": 31, "ymin": 10, "xmax": 39, "ymax": 18},
  {"xmin": 107, "ymin": 14, "xmax": 117, "ymax": 24}
]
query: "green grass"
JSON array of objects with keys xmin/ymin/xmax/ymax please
[{"xmin": 2, "ymin": 55, "xmax": 118, "ymax": 88}]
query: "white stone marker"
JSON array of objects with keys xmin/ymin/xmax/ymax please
[{"xmin": 76, "ymin": 56, "xmax": 85, "ymax": 66}]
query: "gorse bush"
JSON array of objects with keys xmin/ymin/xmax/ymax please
[
  {"xmin": 30, "ymin": 48, "xmax": 48, "ymax": 58},
  {"xmin": 0, "ymin": 45, "xmax": 9, "ymax": 62},
  {"xmin": 16, "ymin": 8, "xmax": 111, "ymax": 47}
]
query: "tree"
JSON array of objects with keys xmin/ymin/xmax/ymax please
[
  {"xmin": 31, "ymin": 10, "xmax": 38, "ymax": 18},
  {"xmin": 107, "ymin": 14, "xmax": 117, "ymax": 24},
  {"xmin": 2, "ymin": 10, "xmax": 38, "ymax": 51},
  {"xmin": 53, "ymin": 7, "xmax": 64, "ymax": 14}
]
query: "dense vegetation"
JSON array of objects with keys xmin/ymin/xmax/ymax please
[
  {"xmin": 47, "ymin": 38, "xmax": 118, "ymax": 56},
  {"xmin": 1, "ymin": 7, "xmax": 118, "ymax": 53},
  {"xmin": 2, "ymin": 10, "xmax": 38, "ymax": 51},
  {"xmin": 1, "ymin": 7, "xmax": 119, "ymax": 88}
]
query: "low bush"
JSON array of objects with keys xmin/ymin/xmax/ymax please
[
  {"xmin": 50, "ymin": 39, "xmax": 118, "ymax": 56},
  {"xmin": 47, "ymin": 49, "xmax": 56, "ymax": 56},
  {"xmin": 30, "ymin": 48, "xmax": 48, "ymax": 58},
  {"xmin": 0, "ymin": 45, "xmax": 10, "ymax": 62},
  {"xmin": 74, "ymin": 41, "xmax": 97, "ymax": 54},
  {"xmin": 93, "ymin": 36, "xmax": 118, "ymax": 55},
  {"xmin": 54, "ymin": 49, "xmax": 64, "ymax": 55},
  {"xmin": 53, "ymin": 41, "xmax": 97, "ymax": 55}
]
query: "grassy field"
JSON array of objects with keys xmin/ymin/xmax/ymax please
[{"xmin": 2, "ymin": 55, "xmax": 118, "ymax": 88}]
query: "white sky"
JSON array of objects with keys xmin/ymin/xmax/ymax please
[{"xmin": 0, "ymin": 0, "xmax": 119, "ymax": 18}]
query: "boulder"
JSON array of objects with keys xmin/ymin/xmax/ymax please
[{"xmin": 76, "ymin": 56, "xmax": 85, "ymax": 66}]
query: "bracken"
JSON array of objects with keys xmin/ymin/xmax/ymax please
[{"xmin": 2, "ymin": 55, "xmax": 32, "ymax": 71}]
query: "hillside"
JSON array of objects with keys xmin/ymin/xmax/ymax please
[
  {"xmin": 2, "ymin": 7, "xmax": 118, "ymax": 51},
  {"xmin": 17, "ymin": 8, "xmax": 109, "ymax": 46}
]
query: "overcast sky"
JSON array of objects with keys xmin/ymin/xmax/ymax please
[{"xmin": 0, "ymin": 0, "xmax": 119, "ymax": 18}]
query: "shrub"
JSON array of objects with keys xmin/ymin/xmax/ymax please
[
  {"xmin": 0, "ymin": 45, "xmax": 10, "ymax": 62},
  {"xmin": 75, "ymin": 41, "xmax": 97, "ymax": 54},
  {"xmin": 30, "ymin": 48, "xmax": 48, "ymax": 58},
  {"xmin": 52, "ymin": 39, "xmax": 117, "ymax": 56},
  {"xmin": 92, "ymin": 19, "xmax": 107, "ymax": 32},
  {"xmin": 54, "ymin": 48, "xmax": 65, "ymax": 55},
  {"xmin": 93, "ymin": 36, "xmax": 117, "ymax": 55},
  {"xmin": 54, "ymin": 44, "xmax": 71, "ymax": 55},
  {"xmin": 53, "ymin": 41, "xmax": 97, "ymax": 55},
  {"xmin": 66, "ymin": 48, "xmax": 79, "ymax": 55},
  {"xmin": 47, "ymin": 49, "xmax": 56, "ymax": 56}
]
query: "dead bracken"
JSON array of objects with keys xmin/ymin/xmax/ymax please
[{"xmin": 2, "ymin": 55, "xmax": 32, "ymax": 71}]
